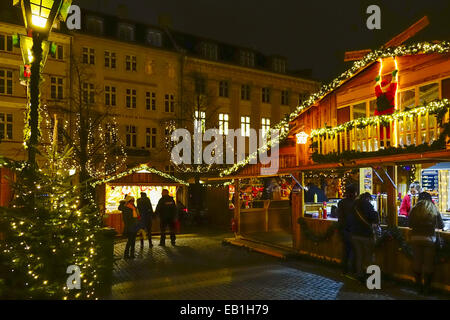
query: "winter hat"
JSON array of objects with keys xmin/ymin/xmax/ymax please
[{"xmin": 125, "ymin": 195, "xmax": 135, "ymax": 203}]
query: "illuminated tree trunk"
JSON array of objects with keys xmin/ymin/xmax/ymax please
[{"xmin": 27, "ymin": 33, "xmax": 44, "ymax": 168}]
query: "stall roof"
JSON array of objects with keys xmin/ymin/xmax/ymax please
[{"xmin": 423, "ymin": 162, "xmax": 450, "ymax": 170}]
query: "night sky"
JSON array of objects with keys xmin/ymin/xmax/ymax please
[{"xmin": 75, "ymin": 0, "xmax": 450, "ymax": 82}]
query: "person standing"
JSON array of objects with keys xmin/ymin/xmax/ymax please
[
  {"xmin": 409, "ymin": 192, "xmax": 444, "ymax": 295},
  {"xmin": 399, "ymin": 182, "xmax": 422, "ymax": 217},
  {"xmin": 137, "ymin": 192, "xmax": 154, "ymax": 249},
  {"xmin": 349, "ymin": 192, "xmax": 380, "ymax": 283},
  {"xmin": 119, "ymin": 196, "xmax": 139, "ymax": 259},
  {"xmin": 155, "ymin": 189, "xmax": 178, "ymax": 246},
  {"xmin": 337, "ymin": 184, "xmax": 358, "ymax": 277}
]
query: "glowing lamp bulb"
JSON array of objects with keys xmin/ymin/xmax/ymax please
[
  {"xmin": 31, "ymin": 15, "xmax": 48, "ymax": 28},
  {"xmin": 296, "ymin": 132, "xmax": 309, "ymax": 145}
]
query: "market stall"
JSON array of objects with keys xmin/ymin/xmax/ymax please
[{"xmin": 94, "ymin": 165, "xmax": 188, "ymax": 236}]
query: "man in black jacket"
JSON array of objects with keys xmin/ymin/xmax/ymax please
[
  {"xmin": 137, "ymin": 192, "xmax": 154, "ymax": 248},
  {"xmin": 337, "ymin": 184, "xmax": 358, "ymax": 276},
  {"xmin": 156, "ymin": 189, "xmax": 178, "ymax": 246}
]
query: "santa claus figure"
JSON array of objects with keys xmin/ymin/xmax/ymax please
[{"xmin": 374, "ymin": 69, "xmax": 398, "ymax": 147}]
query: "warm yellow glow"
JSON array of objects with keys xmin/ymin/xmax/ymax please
[
  {"xmin": 296, "ymin": 131, "xmax": 309, "ymax": 144},
  {"xmin": 378, "ymin": 58, "xmax": 383, "ymax": 76},
  {"xmin": 32, "ymin": 15, "xmax": 48, "ymax": 28}
]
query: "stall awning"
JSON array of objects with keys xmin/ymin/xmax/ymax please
[{"xmin": 423, "ymin": 162, "xmax": 450, "ymax": 170}]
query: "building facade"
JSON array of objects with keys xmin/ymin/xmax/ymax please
[{"xmin": 0, "ymin": 7, "xmax": 319, "ymax": 176}]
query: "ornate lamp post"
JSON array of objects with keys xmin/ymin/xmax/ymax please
[{"xmin": 13, "ymin": 0, "xmax": 72, "ymax": 166}]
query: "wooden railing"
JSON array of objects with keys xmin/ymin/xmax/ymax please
[{"xmin": 312, "ymin": 105, "xmax": 449, "ymax": 155}]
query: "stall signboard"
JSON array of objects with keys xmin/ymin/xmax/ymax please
[
  {"xmin": 105, "ymin": 184, "xmax": 177, "ymax": 213},
  {"xmin": 360, "ymin": 168, "xmax": 373, "ymax": 194},
  {"xmin": 422, "ymin": 170, "xmax": 439, "ymax": 192}
]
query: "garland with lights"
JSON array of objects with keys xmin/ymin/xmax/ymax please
[
  {"xmin": 218, "ymin": 41, "xmax": 450, "ymax": 177},
  {"xmin": 0, "ymin": 146, "xmax": 105, "ymax": 299},
  {"xmin": 310, "ymin": 100, "xmax": 450, "ymax": 138},
  {"xmin": 311, "ymin": 122, "xmax": 449, "ymax": 163},
  {"xmin": 90, "ymin": 164, "xmax": 189, "ymax": 188}
]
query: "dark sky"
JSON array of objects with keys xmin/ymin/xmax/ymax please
[{"xmin": 74, "ymin": 0, "xmax": 450, "ymax": 82}]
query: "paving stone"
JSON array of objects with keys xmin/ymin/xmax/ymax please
[{"xmin": 109, "ymin": 231, "xmax": 449, "ymax": 300}]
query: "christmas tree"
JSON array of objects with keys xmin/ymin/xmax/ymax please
[{"xmin": 0, "ymin": 142, "xmax": 106, "ymax": 299}]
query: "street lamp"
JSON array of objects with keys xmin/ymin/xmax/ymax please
[{"xmin": 13, "ymin": 0, "xmax": 72, "ymax": 167}]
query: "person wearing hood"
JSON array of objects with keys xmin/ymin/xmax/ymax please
[
  {"xmin": 119, "ymin": 195, "xmax": 139, "ymax": 259},
  {"xmin": 155, "ymin": 189, "xmax": 177, "ymax": 246},
  {"xmin": 136, "ymin": 192, "xmax": 154, "ymax": 249},
  {"xmin": 409, "ymin": 192, "xmax": 444, "ymax": 295}
]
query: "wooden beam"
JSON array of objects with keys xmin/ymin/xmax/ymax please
[
  {"xmin": 383, "ymin": 16, "xmax": 429, "ymax": 48},
  {"xmin": 344, "ymin": 16, "xmax": 430, "ymax": 61}
]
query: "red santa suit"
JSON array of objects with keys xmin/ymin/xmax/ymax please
[{"xmin": 374, "ymin": 70, "xmax": 398, "ymax": 142}]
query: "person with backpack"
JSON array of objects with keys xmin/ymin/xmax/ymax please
[
  {"xmin": 409, "ymin": 192, "xmax": 445, "ymax": 295},
  {"xmin": 136, "ymin": 192, "xmax": 154, "ymax": 249},
  {"xmin": 349, "ymin": 192, "xmax": 380, "ymax": 283},
  {"xmin": 155, "ymin": 189, "xmax": 178, "ymax": 246},
  {"xmin": 336, "ymin": 184, "xmax": 358, "ymax": 277}
]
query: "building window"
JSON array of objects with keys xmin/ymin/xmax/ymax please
[
  {"xmin": 104, "ymin": 51, "xmax": 116, "ymax": 69},
  {"xmin": 105, "ymin": 124, "xmax": 117, "ymax": 145},
  {"xmin": 105, "ymin": 86, "xmax": 116, "ymax": 107},
  {"xmin": 146, "ymin": 30, "xmax": 162, "ymax": 47},
  {"xmin": 261, "ymin": 118, "xmax": 271, "ymax": 137},
  {"xmin": 82, "ymin": 83, "xmax": 95, "ymax": 104},
  {"xmin": 146, "ymin": 128, "xmax": 157, "ymax": 148},
  {"xmin": 219, "ymin": 81, "xmax": 229, "ymax": 98},
  {"xmin": 165, "ymin": 165, "xmax": 175, "ymax": 175},
  {"xmin": 0, "ymin": 34, "xmax": 13, "ymax": 52},
  {"xmin": 262, "ymin": 87, "xmax": 270, "ymax": 103},
  {"xmin": 56, "ymin": 45, "xmax": 64, "ymax": 60},
  {"xmin": 399, "ymin": 89, "xmax": 415, "ymax": 110},
  {"xmin": 82, "ymin": 47, "xmax": 95, "ymax": 65},
  {"xmin": 419, "ymin": 82, "xmax": 439, "ymax": 105},
  {"xmin": 0, "ymin": 70, "xmax": 13, "ymax": 95},
  {"xmin": 195, "ymin": 110, "xmax": 206, "ymax": 133},
  {"xmin": 241, "ymin": 84, "xmax": 251, "ymax": 100},
  {"xmin": 126, "ymin": 55, "xmax": 137, "ymax": 71},
  {"xmin": 146, "ymin": 92, "xmax": 156, "ymax": 110},
  {"xmin": 195, "ymin": 78, "xmax": 206, "ymax": 95},
  {"xmin": 201, "ymin": 42, "xmax": 218, "ymax": 60},
  {"xmin": 352, "ymin": 102, "xmax": 367, "ymax": 120},
  {"xmin": 0, "ymin": 113, "xmax": 13, "ymax": 140},
  {"xmin": 126, "ymin": 125, "xmax": 137, "ymax": 147},
  {"xmin": 272, "ymin": 58, "xmax": 286, "ymax": 73},
  {"xmin": 118, "ymin": 23, "xmax": 135, "ymax": 42},
  {"xmin": 219, "ymin": 113, "xmax": 229, "ymax": 135},
  {"xmin": 240, "ymin": 51, "xmax": 254, "ymax": 67},
  {"xmin": 51, "ymin": 77, "xmax": 63, "ymax": 100},
  {"xmin": 281, "ymin": 90, "xmax": 289, "ymax": 105},
  {"xmin": 165, "ymin": 94, "xmax": 175, "ymax": 112},
  {"xmin": 241, "ymin": 116, "xmax": 250, "ymax": 137},
  {"xmin": 86, "ymin": 16, "xmax": 104, "ymax": 35},
  {"xmin": 126, "ymin": 89, "xmax": 137, "ymax": 109}
]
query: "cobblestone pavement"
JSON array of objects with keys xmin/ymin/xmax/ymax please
[{"xmin": 109, "ymin": 230, "xmax": 449, "ymax": 300}]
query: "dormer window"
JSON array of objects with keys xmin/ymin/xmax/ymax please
[
  {"xmin": 201, "ymin": 42, "xmax": 218, "ymax": 60},
  {"xmin": 272, "ymin": 58, "xmax": 286, "ymax": 73},
  {"xmin": 86, "ymin": 16, "xmax": 104, "ymax": 35},
  {"xmin": 240, "ymin": 50, "xmax": 255, "ymax": 67},
  {"xmin": 147, "ymin": 29, "xmax": 162, "ymax": 47},
  {"xmin": 118, "ymin": 23, "xmax": 135, "ymax": 42}
]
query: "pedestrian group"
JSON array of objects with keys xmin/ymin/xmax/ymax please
[
  {"xmin": 118, "ymin": 189, "xmax": 178, "ymax": 260},
  {"xmin": 337, "ymin": 182, "xmax": 444, "ymax": 295}
]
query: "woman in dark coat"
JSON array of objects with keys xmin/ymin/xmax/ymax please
[{"xmin": 119, "ymin": 196, "xmax": 139, "ymax": 259}]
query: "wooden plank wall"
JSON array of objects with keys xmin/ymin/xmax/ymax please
[{"xmin": 0, "ymin": 168, "xmax": 14, "ymax": 207}]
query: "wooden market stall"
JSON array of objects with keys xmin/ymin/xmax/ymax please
[
  {"xmin": 95, "ymin": 165, "xmax": 188, "ymax": 236},
  {"xmin": 215, "ymin": 39, "xmax": 450, "ymax": 292}
]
